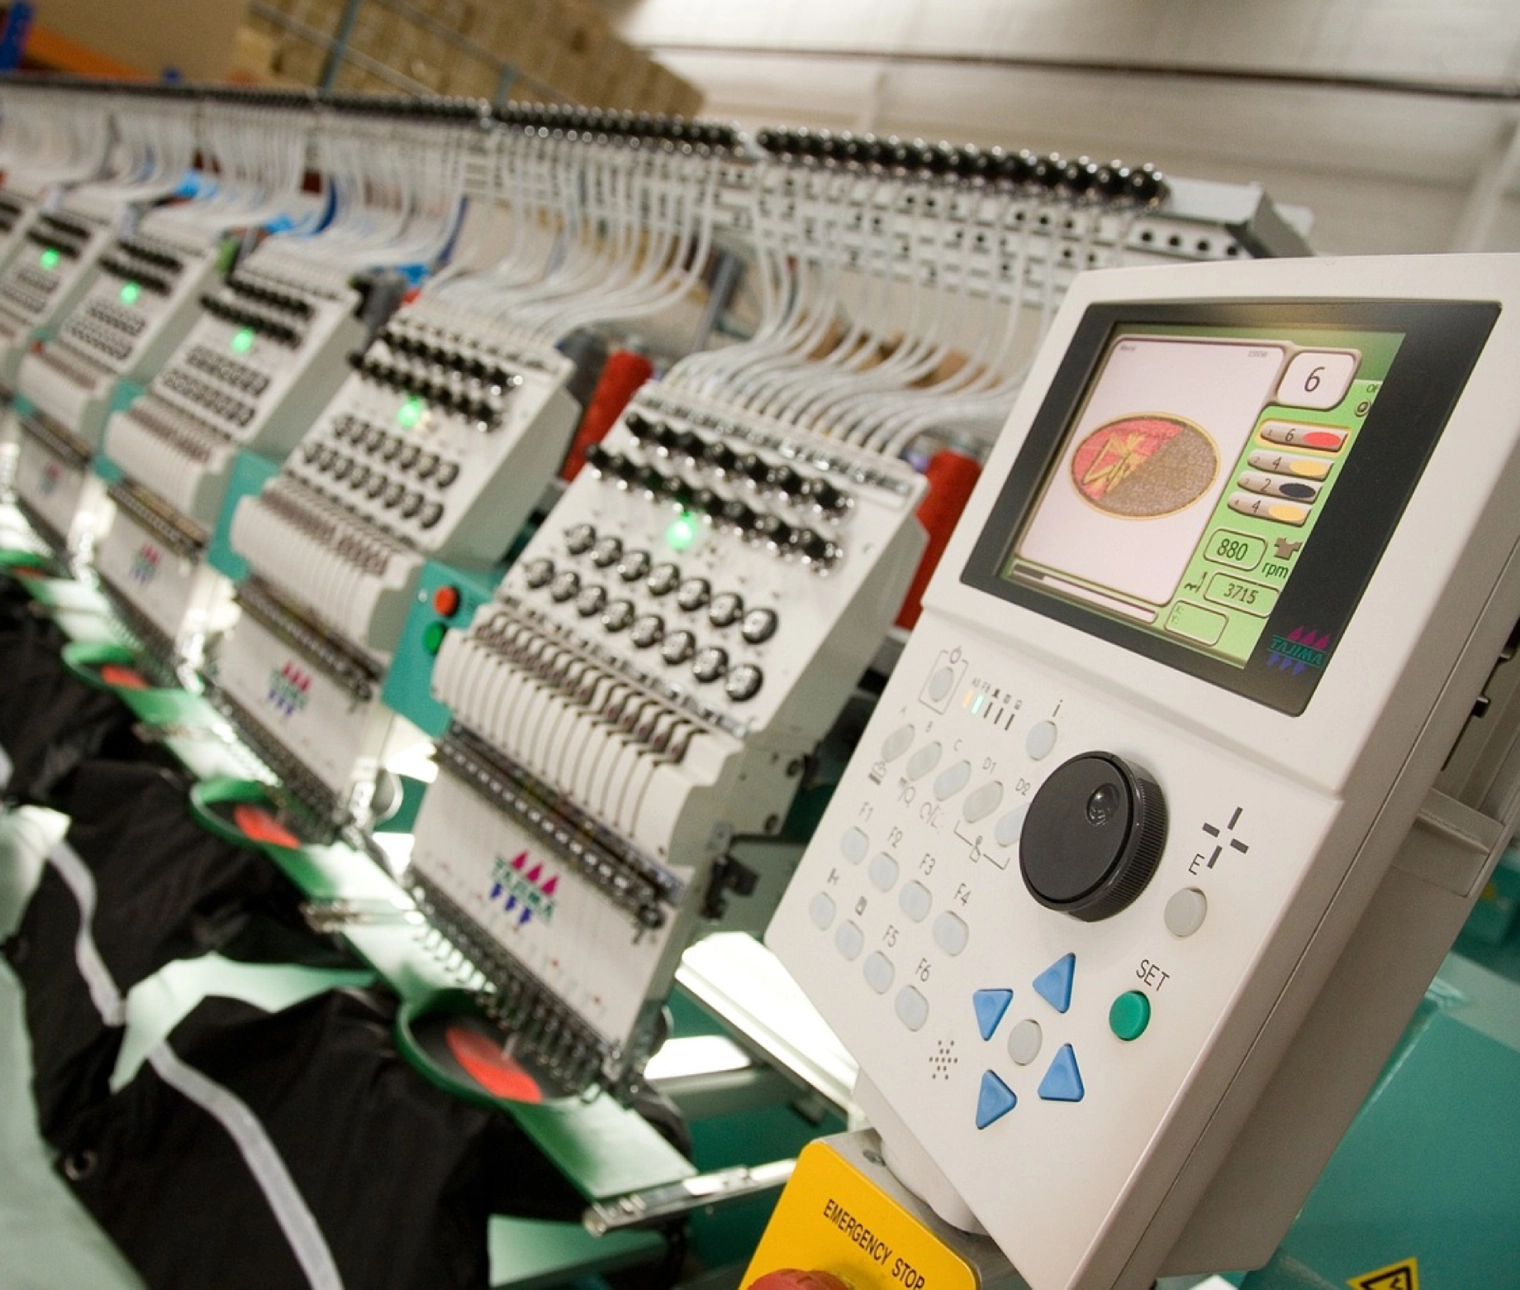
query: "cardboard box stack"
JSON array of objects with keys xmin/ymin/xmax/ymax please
[{"xmin": 240, "ymin": 0, "xmax": 703, "ymax": 114}]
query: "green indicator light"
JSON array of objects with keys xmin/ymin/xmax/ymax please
[
  {"xmin": 119, "ymin": 281, "xmax": 141, "ymax": 306},
  {"xmin": 231, "ymin": 328, "xmax": 255, "ymax": 354},
  {"xmin": 422, "ymin": 622, "xmax": 448, "ymax": 655},
  {"xmin": 397, "ymin": 396, "xmax": 425, "ymax": 430},
  {"xmin": 39, "ymin": 247, "xmax": 60, "ymax": 270},
  {"xmin": 665, "ymin": 511, "xmax": 699, "ymax": 552}
]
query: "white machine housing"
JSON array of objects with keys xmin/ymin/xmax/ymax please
[
  {"xmin": 18, "ymin": 222, "xmax": 223, "ymax": 448},
  {"xmin": 767, "ymin": 254, "xmax": 1520, "ymax": 1290},
  {"xmin": 408, "ymin": 389, "xmax": 928, "ymax": 1085},
  {"xmin": 210, "ymin": 303, "xmax": 580, "ymax": 814}
]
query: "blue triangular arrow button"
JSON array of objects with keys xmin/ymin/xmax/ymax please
[
  {"xmin": 1032, "ymin": 952, "xmax": 1075, "ymax": 1014},
  {"xmin": 972, "ymin": 988, "xmax": 1013, "ymax": 1041},
  {"xmin": 975, "ymin": 1070, "xmax": 1017, "ymax": 1129},
  {"xmin": 1038, "ymin": 1044, "xmax": 1085, "ymax": 1102}
]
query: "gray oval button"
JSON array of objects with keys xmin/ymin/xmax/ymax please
[
  {"xmin": 933, "ymin": 911, "xmax": 969, "ymax": 956},
  {"xmin": 881, "ymin": 723, "xmax": 915, "ymax": 762},
  {"xmin": 1165, "ymin": 887, "xmax": 1208, "ymax": 937},
  {"xmin": 927, "ymin": 667, "xmax": 954, "ymax": 701},
  {"xmin": 994, "ymin": 805, "xmax": 1027, "ymax": 848},
  {"xmin": 895, "ymin": 986, "xmax": 929, "ymax": 1031},
  {"xmin": 1007, "ymin": 1018, "xmax": 1043, "ymax": 1066},
  {"xmin": 864, "ymin": 952, "xmax": 895, "ymax": 994},
  {"xmin": 835, "ymin": 921, "xmax": 864, "ymax": 960},
  {"xmin": 906, "ymin": 742, "xmax": 942, "ymax": 781},
  {"xmin": 1026, "ymin": 720, "xmax": 1058, "ymax": 760},
  {"xmin": 809, "ymin": 892, "xmax": 836, "ymax": 930},
  {"xmin": 869, "ymin": 852, "xmax": 899, "ymax": 892},
  {"xmin": 899, "ymin": 880, "xmax": 932, "ymax": 922},
  {"xmin": 934, "ymin": 760, "xmax": 972, "ymax": 800},
  {"xmin": 963, "ymin": 780, "xmax": 1004, "ymax": 823},
  {"xmin": 840, "ymin": 827, "xmax": 869, "ymax": 864}
]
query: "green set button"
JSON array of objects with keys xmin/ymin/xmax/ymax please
[
  {"xmin": 1109, "ymin": 990, "xmax": 1152, "ymax": 1041},
  {"xmin": 422, "ymin": 622, "xmax": 448, "ymax": 655}
]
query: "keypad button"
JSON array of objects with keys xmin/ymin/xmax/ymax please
[
  {"xmin": 1026, "ymin": 720, "xmax": 1058, "ymax": 760},
  {"xmin": 565, "ymin": 523, "xmax": 596, "ymax": 555},
  {"xmin": 809, "ymin": 892, "xmax": 836, "ymax": 930},
  {"xmin": 725, "ymin": 663, "xmax": 763, "ymax": 702},
  {"xmin": 1007, "ymin": 1019, "xmax": 1042, "ymax": 1066},
  {"xmin": 1038, "ymin": 1045, "xmax": 1085, "ymax": 1102},
  {"xmin": 975, "ymin": 1071, "xmax": 1017, "ymax": 1129},
  {"xmin": 1033, "ymin": 953, "xmax": 1076, "ymax": 1014},
  {"xmin": 898, "ymin": 880, "xmax": 932, "ymax": 922},
  {"xmin": 927, "ymin": 666, "xmax": 955, "ymax": 702},
  {"xmin": 434, "ymin": 460, "xmax": 459, "ymax": 488},
  {"xmin": 630, "ymin": 614, "xmax": 664, "ymax": 648},
  {"xmin": 647, "ymin": 562, "xmax": 681, "ymax": 596},
  {"xmin": 676, "ymin": 577, "xmax": 711, "ymax": 611},
  {"xmin": 400, "ymin": 491, "xmax": 424, "ymax": 519},
  {"xmin": 933, "ymin": 912, "xmax": 969, "ymax": 956},
  {"xmin": 660, "ymin": 630, "xmax": 696, "ymax": 664},
  {"xmin": 575, "ymin": 584, "xmax": 607, "ymax": 617},
  {"xmin": 1109, "ymin": 991, "xmax": 1152, "ymax": 1041},
  {"xmin": 741, "ymin": 608, "xmax": 778, "ymax": 643},
  {"xmin": 963, "ymin": 781, "xmax": 1004, "ymax": 823},
  {"xmin": 418, "ymin": 501, "xmax": 444, "ymax": 529},
  {"xmin": 617, "ymin": 549, "xmax": 651, "ymax": 582},
  {"xmin": 864, "ymin": 952, "xmax": 895, "ymax": 994},
  {"xmin": 840, "ymin": 827, "xmax": 869, "ymax": 864},
  {"xmin": 549, "ymin": 571, "xmax": 580, "ymax": 602},
  {"xmin": 692, "ymin": 646, "xmax": 728, "ymax": 683},
  {"xmin": 906, "ymin": 742, "xmax": 942, "ymax": 781},
  {"xmin": 881, "ymin": 724, "xmax": 914, "ymax": 763},
  {"xmin": 415, "ymin": 452, "xmax": 439, "ymax": 480},
  {"xmin": 709, "ymin": 591, "xmax": 744, "ymax": 627},
  {"xmin": 602, "ymin": 599, "xmax": 635, "ymax": 632},
  {"xmin": 934, "ymin": 760, "xmax": 973, "ymax": 800},
  {"xmin": 868, "ymin": 852, "xmax": 899, "ymax": 891},
  {"xmin": 835, "ymin": 921, "xmax": 863, "ymax": 960},
  {"xmin": 1164, "ymin": 888, "xmax": 1208, "ymax": 938},
  {"xmin": 591, "ymin": 535, "xmax": 623, "ymax": 567},
  {"xmin": 895, "ymin": 987, "xmax": 929, "ymax": 1032},
  {"xmin": 994, "ymin": 806, "xmax": 1026, "ymax": 848}
]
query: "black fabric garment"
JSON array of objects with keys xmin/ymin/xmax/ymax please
[
  {"xmin": 3, "ymin": 759, "xmax": 346, "ymax": 1143},
  {"xmin": 0, "ymin": 613, "xmax": 148, "ymax": 808},
  {"xmin": 55, "ymin": 989, "xmax": 589, "ymax": 1290}
]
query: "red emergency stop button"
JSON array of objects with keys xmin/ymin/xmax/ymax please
[
  {"xmin": 433, "ymin": 584, "xmax": 462, "ymax": 617},
  {"xmin": 749, "ymin": 1271, "xmax": 853, "ymax": 1290}
]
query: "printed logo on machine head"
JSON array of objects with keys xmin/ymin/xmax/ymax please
[
  {"xmin": 1268, "ymin": 626, "xmax": 1332, "ymax": 674},
  {"xmin": 38, "ymin": 461, "xmax": 61, "ymax": 496},
  {"xmin": 488, "ymin": 850, "xmax": 559, "ymax": 928},
  {"xmin": 130, "ymin": 541, "xmax": 161, "ymax": 585},
  {"xmin": 266, "ymin": 661, "xmax": 311, "ymax": 717}
]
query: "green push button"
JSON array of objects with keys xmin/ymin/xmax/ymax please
[
  {"xmin": 1109, "ymin": 990, "xmax": 1151, "ymax": 1041},
  {"xmin": 422, "ymin": 622, "xmax": 448, "ymax": 655}
]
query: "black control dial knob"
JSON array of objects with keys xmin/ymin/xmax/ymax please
[{"xmin": 1019, "ymin": 752, "xmax": 1167, "ymax": 922}]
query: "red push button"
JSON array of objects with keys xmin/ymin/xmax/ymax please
[{"xmin": 432, "ymin": 584, "xmax": 462, "ymax": 618}]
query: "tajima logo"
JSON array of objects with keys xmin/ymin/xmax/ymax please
[
  {"xmin": 488, "ymin": 850, "xmax": 559, "ymax": 928},
  {"xmin": 266, "ymin": 661, "xmax": 311, "ymax": 717},
  {"xmin": 1268, "ymin": 627, "xmax": 1332, "ymax": 674},
  {"xmin": 38, "ymin": 461, "xmax": 61, "ymax": 496},
  {"xmin": 130, "ymin": 542, "xmax": 161, "ymax": 585}
]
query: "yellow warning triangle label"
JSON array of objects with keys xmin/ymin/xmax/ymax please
[{"xmin": 1349, "ymin": 1257, "xmax": 1419, "ymax": 1290}]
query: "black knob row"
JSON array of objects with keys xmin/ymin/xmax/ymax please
[
  {"xmin": 114, "ymin": 236, "xmax": 183, "ymax": 275},
  {"xmin": 496, "ymin": 104, "xmax": 741, "ymax": 153},
  {"xmin": 754, "ymin": 129, "xmax": 1167, "ymax": 205},
  {"xmin": 347, "ymin": 352, "xmax": 505, "ymax": 426},
  {"xmin": 620, "ymin": 413, "xmax": 850, "ymax": 513},
  {"xmin": 224, "ymin": 274, "xmax": 314, "ymax": 320},
  {"xmin": 99, "ymin": 255, "xmax": 171, "ymax": 296},
  {"xmin": 380, "ymin": 328, "xmax": 519, "ymax": 388},
  {"xmin": 199, "ymin": 292, "xmax": 302, "ymax": 346}
]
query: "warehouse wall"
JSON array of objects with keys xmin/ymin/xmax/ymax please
[{"xmin": 602, "ymin": 0, "xmax": 1520, "ymax": 255}]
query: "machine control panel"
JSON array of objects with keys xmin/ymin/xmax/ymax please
[
  {"xmin": 768, "ymin": 256, "xmax": 1520, "ymax": 1290},
  {"xmin": 101, "ymin": 244, "xmax": 365, "ymax": 532}
]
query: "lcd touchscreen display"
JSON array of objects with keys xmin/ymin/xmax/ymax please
[
  {"xmin": 961, "ymin": 301, "xmax": 1499, "ymax": 714},
  {"xmin": 1006, "ymin": 325, "xmax": 1401, "ymax": 668}
]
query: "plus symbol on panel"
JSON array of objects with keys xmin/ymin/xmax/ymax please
[{"xmin": 1201, "ymin": 806, "xmax": 1250, "ymax": 869}]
